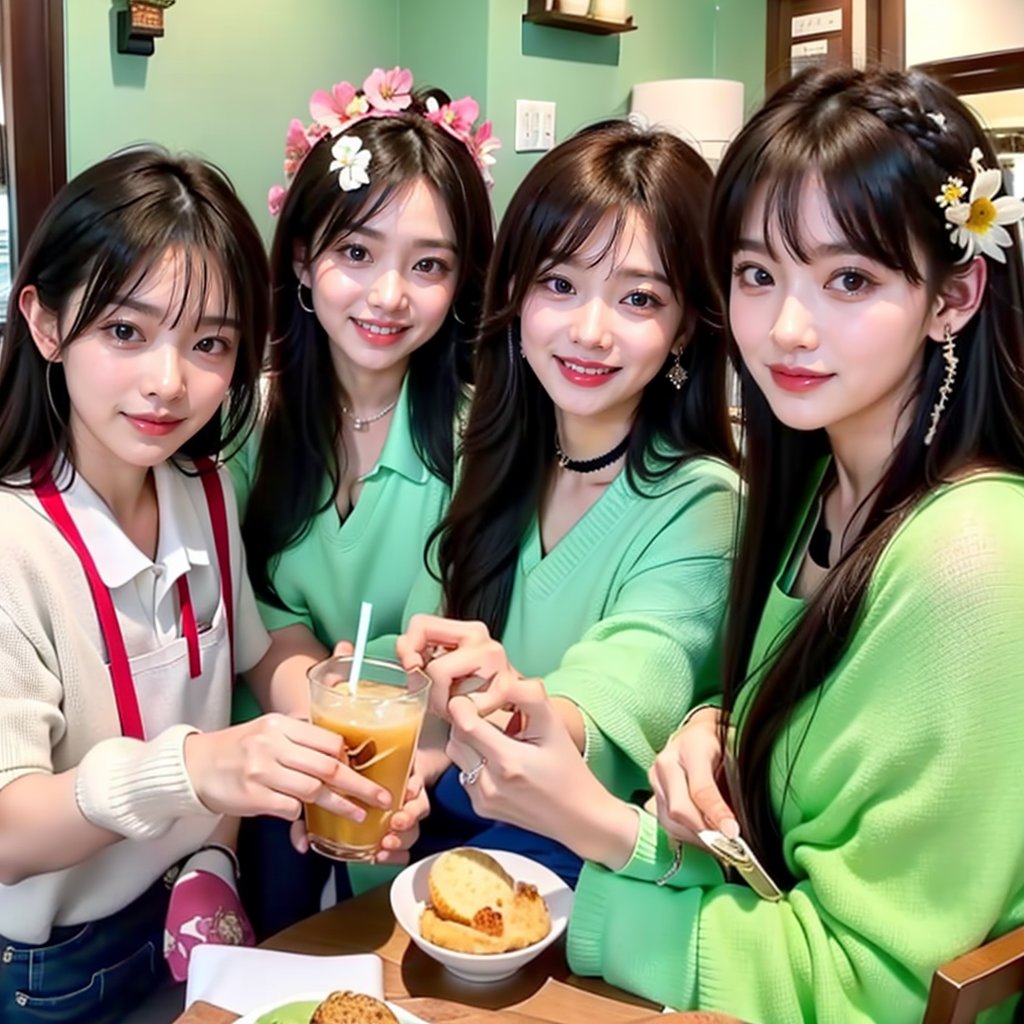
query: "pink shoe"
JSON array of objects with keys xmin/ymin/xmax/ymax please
[{"xmin": 163, "ymin": 868, "xmax": 255, "ymax": 982}]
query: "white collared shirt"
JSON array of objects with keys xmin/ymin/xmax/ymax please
[{"xmin": 0, "ymin": 458, "xmax": 270, "ymax": 941}]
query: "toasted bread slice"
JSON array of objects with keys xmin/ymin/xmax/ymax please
[
  {"xmin": 505, "ymin": 881, "xmax": 551, "ymax": 948},
  {"xmin": 309, "ymin": 990, "xmax": 398, "ymax": 1024},
  {"xmin": 420, "ymin": 881, "xmax": 552, "ymax": 955},
  {"xmin": 419, "ymin": 907, "xmax": 510, "ymax": 954},
  {"xmin": 426, "ymin": 848, "xmax": 515, "ymax": 934}
]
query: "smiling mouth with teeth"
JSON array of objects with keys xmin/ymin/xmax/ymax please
[
  {"xmin": 354, "ymin": 319, "xmax": 407, "ymax": 336},
  {"xmin": 559, "ymin": 358, "xmax": 616, "ymax": 376}
]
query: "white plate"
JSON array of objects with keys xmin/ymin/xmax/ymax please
[
  {"xmin": 232, "ymin": 990, "xmax": 429, "ymax": 1024},
  {"xmin": 390, "ymin": 849, "xmax": 573, "ymax": 983}
]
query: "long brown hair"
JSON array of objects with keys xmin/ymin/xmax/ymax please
[
  {"xmin": 709, "ymin": 66, "xmax": 1024, "ymax": 887},
  {"xmin": 435, "ymin": 119, "xmax": 737, "ymax": 636}
]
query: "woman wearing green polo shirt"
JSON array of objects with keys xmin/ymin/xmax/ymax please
[
  {"xmin": 396, "ymin": 119, "xmax": 740, "ymax": 883},
  {"xmin": 228, "ymin": 68, "xmax": 495, "ymax": 935}
]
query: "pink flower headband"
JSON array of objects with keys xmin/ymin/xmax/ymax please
[{"xmin": 268, "ymin": 66, "xmax": 501, "ymax": 215}]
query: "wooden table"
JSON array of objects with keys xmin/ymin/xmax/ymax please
[{"xmin": 173, "ymin": 884, "xmax": 742, "ymax": 1024}]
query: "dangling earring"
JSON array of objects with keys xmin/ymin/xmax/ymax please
[
  {"xmin": 924, "ymin": 323, "xmax": 959, "ymax": 446},
  {"xmin": 665, "ymin": 349, "xmax": 688, "ymax": 391},
  {"xmin": 297, "ymin": 281, "xmax": 315, "ymax": 314},
  {"xmin": 507, "ymin": 322, "xmax": 526, "ymax": 361}
]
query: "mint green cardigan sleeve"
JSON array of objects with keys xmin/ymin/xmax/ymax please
[
  {"xmin": 545, "ymin": 470, "xmax": 738, "ymax": 796},
  {"xmin": 568, "ymin": 478, "xmax": 1024, "ymax": 1024}
]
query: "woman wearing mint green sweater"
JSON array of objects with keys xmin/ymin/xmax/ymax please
[
  {"xmin": 395, "ymin": 119, "xmax": 739, "ymax": 885},
  {"xmin": 416, "ymin": 67, "xmax": 1024, "ymax": 1023}
]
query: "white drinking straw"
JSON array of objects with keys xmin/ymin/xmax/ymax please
[{"xmin": 348, "ymin": 600, "xmax": 373, "ymax": 696}]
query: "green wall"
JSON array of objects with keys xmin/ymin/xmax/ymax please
[
  {"xmin": 482, "ymin": 0, "xmax": 765, "ymax": 214},
  {"xmin": 398, "ymin": 0, "xmax": 489, "ymax": 112},
  {"xmin": 65, "ymin": 0, "xmax": 399, "ymax": 239},
  {"xmin": 65, "ymin": 0, "xmax": 766, "ymax": 232}
]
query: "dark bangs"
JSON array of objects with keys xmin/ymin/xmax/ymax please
[
  {"xmin": 4, "ymin": 147, "xmax": 268, "ymax": 478},
  {"xmin": 492, "ymin": 119, "xmax": 706, "ymax": 328},
  {"xmin": 289, "ymin": 113, "xmax": 489, "ymax": 305},
  {"xmin": 709, "ymin": 97, "xmax": 960, "ymax": 302}
]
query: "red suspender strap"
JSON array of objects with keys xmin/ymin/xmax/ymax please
[
  {"xmin": 33, "ymin": 474, "xmax": 146, "ymax": 740},
  {"xmin": 176, "ymin": 576, "xmax": 201, "ymax": 679},
  {"xmin": 195, "ymin": 458, "xmax": 234, "ymax": 680}
]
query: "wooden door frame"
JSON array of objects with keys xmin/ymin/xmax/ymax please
[
  {"xmin": 912, "ymin": 48, "xmax": 1024, "ymax": 95},
  {"xmin": 1, "ymin": 0, "xmax": 66, "ymax": 263},
  {"xmin": 766, "ymin": 0, "xmax": 905, "ymax": 94}
]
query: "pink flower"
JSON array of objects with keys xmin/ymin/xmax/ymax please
[
  {"xmin": 471, "ymin": 121, "xmax": 501, "ymax": 186},
  {"xmin": 426, "ymin": 96, "xmax": 480, "ymax": 142},
  {"xmin": 283, "ymin": 119, "xmax": 311, "ymax": 178},
  {"xmin": 267, "ymin": 185, "xmax": 287, "ymax": 217},
  {"xmin": 309, "ymin": 81, "xmax": 358, "ymax": 130},
  {"xmin": 363, "ymin": 66, "xmax": 414, "ymax": 111}
]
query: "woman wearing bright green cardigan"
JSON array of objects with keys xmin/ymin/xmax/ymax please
[
  {"xmin": 409, "ymin": 66, "xmax": 1024, "ymax": 1023},
  {"xmin": 395, "ymin": 119, "xmax": 739, "ymax": 884}
]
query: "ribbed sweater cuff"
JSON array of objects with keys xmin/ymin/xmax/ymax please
[
  {"xmin": 75, "ymin": 724, "xmax": 213, "ymax": 840},
  {"xmin": 568, "ymin": 858, "xmax": 703, "ymax": 1010},
  {"xmin": 623, "ymin": 810, "xmax": 726, "ymax": 886}
]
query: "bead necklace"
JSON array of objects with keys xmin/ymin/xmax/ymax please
[
  {"xmin": 554, "ymin": 433, "xmax": 630, "ymax": 473},
  {"xmin": 341, "ymin": 399, "xmax": 398, "ymax": 432}
]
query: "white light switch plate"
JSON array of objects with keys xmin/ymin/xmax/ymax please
[{"xmin": 515, "ymin": 99, "xmax": 556, "ymax": 152}]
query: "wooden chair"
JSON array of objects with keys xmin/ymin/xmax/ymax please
[{"xmin": 923, "ymin": 924, "xmax": 1024, "ymax": 1024}]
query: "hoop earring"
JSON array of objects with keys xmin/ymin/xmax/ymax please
[
  {"xmin": 665, "ymin": 349, "xmax": 688, "ymax": 390},
  {"xmin": 297, "ymin": 281, "xmax": 315, "ymax": 314},
  {"xmin": 45, "ymin": 360, "xmax": 66, "ymax": 425},
  {"xmin": 452, "ymin": 306, "xmax": 467, "ymax": 327},
  {"xmin": 924, "ymin": 323, "xmax": 959, "ymax": 446}
]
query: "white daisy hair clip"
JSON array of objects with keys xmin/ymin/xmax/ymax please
[
  {"xmin": 935, "ymin": 147, "xmax": 1024, "ymax": 264},
  {"xmin": 329, "ymin": 134, "xmax": 372, "ymax": 192}
]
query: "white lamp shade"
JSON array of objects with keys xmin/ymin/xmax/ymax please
[{"xmin": 630, "ymin": 79, "xmax": 745, "ymax": 165}]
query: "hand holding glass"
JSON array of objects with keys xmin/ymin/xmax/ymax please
[{"xmin": 304, "ymin": 655, "xmax": 430, "ymax": 861}]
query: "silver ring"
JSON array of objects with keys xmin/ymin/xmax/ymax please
[{"xmin": 458, "ymin": 759, "xmax": 486, "ymax": 787}]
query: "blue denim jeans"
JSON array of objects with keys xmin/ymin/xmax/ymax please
[{"xmin": 0, "ymin": 877, "xmax": 170, "ymax": 1024}]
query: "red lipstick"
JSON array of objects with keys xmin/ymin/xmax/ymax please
[
  {"xmin": 555, "ymin": 356, "xmax": 620, "ymax": 389},
  {"xmin": 768, "ymin": 364, "xmax": 833, "ymax": 393}
]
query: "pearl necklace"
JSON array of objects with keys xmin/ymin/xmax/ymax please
[{"xmin": 341, "ymin": 399, "xmax": 398, "ymax": 432}]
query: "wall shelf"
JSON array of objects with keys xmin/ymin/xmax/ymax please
[{"xmin": 522, "ymin": 11, "xmax": 637, "ymax": 35}]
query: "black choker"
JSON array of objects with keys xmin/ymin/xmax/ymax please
[{"xmin": 554, "ymin": 433, "xmax": 630, "ymax": 473}]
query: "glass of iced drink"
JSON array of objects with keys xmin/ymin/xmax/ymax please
[{"xmin": 304, "ymin": 655, "xmax": 430, "ymax": 861}]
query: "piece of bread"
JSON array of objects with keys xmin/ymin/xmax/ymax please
[
  {"xmin": 426, "ymin": 847, "xmax": 516, "ymax": 935},
  {"xmin": 419, "ymin": 907, "xmax": 510, "ymax": 954},
  {"xmin": 504, "ymin": 882, "xmax": 551, "ymax": 949},
  {"xmin": 309, "ymin": 990, "xmax": 398, "ymax": 1024},
  {"xmin": 419, "ymin": 850, "xmax": 553, "ymax": 955}
]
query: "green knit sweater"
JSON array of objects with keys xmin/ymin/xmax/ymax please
[
  {"xmin": 395, "ymin": 455, "xmax": 739, "ymax": 797},
  {"xmin": 568, "ymin": 471, "xmax": 1024, "ymax": 1024}
]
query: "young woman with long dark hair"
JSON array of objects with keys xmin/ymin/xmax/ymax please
[
  {"xmin": 416, "ymin": 67, "xmax": 1024, "ymax": 1022},
  {"xmin": 0, "ymin": 149, "xmax": 406, "ymax": 1024},
  {"xmin": 396, "ymin": 118, "xmax": 739, "ymax": 883},
  {"xmin": 231, "ymin": 67, "xmax": 496, "ymax": 933}
]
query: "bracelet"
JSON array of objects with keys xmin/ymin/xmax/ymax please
[
  {"xmin": 194, "ymin": 842, "xmax": 241, "ymax": 880},
  {"xmin": 655, "ymin": 840, "xmax": 684, "ymax": 887}
]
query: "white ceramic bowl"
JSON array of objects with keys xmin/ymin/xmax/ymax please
[{"xmin": 389, "ymin": 849, "xmax": 573, "ymax": 983}]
